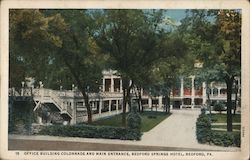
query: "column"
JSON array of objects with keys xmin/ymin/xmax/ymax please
[
  {"xmin": 70, "ymin": 100, "xmax": 76, "ymax": 125},
  {"xmin": 218, "ymin": 88, "xmax": 221, "ymax": 97},
  {"xmin": 158, "ymin": 96, "xmax": 163, "ymax": 109},
  {"xmin": 116, "ymin": 100, "xmax": 119, "ymax": 113},
  {"xmin": 211, "ymin": 88, "xmax": 214, "ymax": 97},
  {"xmin": 111, "ymin": 77, "xmax": 114, "ymax": 92},
  {"xmin": 102, "ymin": 78, "xmax": 105, "ymax": 92},
  {"xmin": 91, "ymin": 101, "xmax": 95, "ymax": 114},
  {"xmin": 21, "ymin": 81, "xmax": 25, "ymax": 96},
  {"xmin": 191, "ymin": 76, "xmax": 195, "ymax": 109},
  {"xmin": 120, "ymin": 78, "xmax": 123, "ymax": 93},
  {"xmin": 99, "ymin": 100, "xmax": 102, "ymax": 115},
  {"xmin": 202, "ymin": 82, "xmax": 207, "ymax": 105},
  {"xmin": 108, "ymin": 100, "xmax": 111, "ymax": 112},
  {"xmin": 148, "ymin": 97, "xmax": 152, "ymax": 109},
  {"xmin": 180, "ymin": 77, "xmax": 184, "ymax": 97}
]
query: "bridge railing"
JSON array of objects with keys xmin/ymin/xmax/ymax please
[{"xmin": 9, "ymin": 88, "xmax": 33, "ymax": 96}]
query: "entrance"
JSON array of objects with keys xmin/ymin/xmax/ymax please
[{"xmin": 173, "ymin": 101, "xmax": 181, "ymax": 109}]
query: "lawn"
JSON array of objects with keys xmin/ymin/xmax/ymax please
[
  {"xmin": 210, "ymin": 113, "xmax": 241, "ymax": 123},
  {"xmin": 92, "ymin": 111, "xmax": 171, "ymax": 132},
  {"xmin": 211, "ymin": 124, "xmax": 241, "ymax": 130}
]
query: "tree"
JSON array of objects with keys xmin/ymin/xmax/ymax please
[
  {"xmin": 179, "ymin": 9, "xmax": 241, "ymax": 132},
  {"xmin": 94, "ymin": 10, "xmax": 168, "ymax": 126},
  {"xmin": 10, "ymin": 9, "xmax": 106, "ymax": 123}
]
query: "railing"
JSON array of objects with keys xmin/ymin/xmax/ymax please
[
  {"xmin": 47, "ymin": 90, "xmax": 73, "ymax": 118},
  {"xmin": 9, "ymin": 88, "xmax": 32, "ymax": 96}
]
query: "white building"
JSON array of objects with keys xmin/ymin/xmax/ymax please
[{"xmin": 9, "ymin": 70, "xmax": 239, "ymax": 125}]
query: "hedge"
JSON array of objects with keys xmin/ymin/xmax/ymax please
[
  {"xmin": 39, "ymin": 124, "xmax": 142, "ymax": 140},
  {"xmin": 196, "ymin": 112, "xmax": 240, "ymax": 147}
]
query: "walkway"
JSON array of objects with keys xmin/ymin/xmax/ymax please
[{"xmin": 9, "ymin": 109, "xmax": 240, "ymax": 151}]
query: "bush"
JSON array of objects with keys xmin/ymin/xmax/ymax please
[
  {"xmin": 233, "ymin": 132, "xmax": 241, "ymax": 147},
  {"xmin": 210, "ymin": 132, "xmax": 235, "ymax": 147},
  {"xmin": 127, "ymin": 107, "xmax": 142, "ymax": 131},
  {"xmin": 214, "ymin": 102, "xmax": 225, "ymax": 113},
  {"xmin": 201, "ymin": 107, "xmax": 206, "ymax": 115},
  {"xmin": 196, "ymin": 113, "xmax": 241, "ymax": 147},
  {"xmin": 39, "ymin": 124, "xmax": 142, "ymax": 140},
  {"xmin": 196, "ymin": 114, "xmax": 212, "ymax": 143},
  {"xmin": 9, "ymin": 99, "xmax": 35, "ymax": 134}
]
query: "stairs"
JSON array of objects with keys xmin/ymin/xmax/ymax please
[{"xmin": 9, "ymin": 88, "xmax": 73, "ymax": 120}]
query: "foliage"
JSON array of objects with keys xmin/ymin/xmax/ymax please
[
  {"xmin": 39, "ymin": 124, "xmax": 142, "ymax": 140},
  {"xmin": 9, "ymin": 99, "xmax": 35, "ymax": 134},
  {"xmin": 9, "ymin": 9, "xmax": 107, "ymax": 123},
  {"xmin": 196, "ymin": 113, "xmax": 240, "ymax": 147},
  {"xmin": 127, "ymin": 106, "xmax": 142, "ymax": 130},
  {"xmin": 196, "ymin": 114, "xmax": 211, "ymax": 143},
  {"xmin": 213, "ymin": 101, "xmax": 226, "ymax": 113},
  {"xmin": 180, "ymin": 9, "xmax": 241, "ymax": 132}
]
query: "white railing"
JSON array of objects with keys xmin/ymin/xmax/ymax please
[{"xmin": 50, "ymin": 94, "xmax": 73, "ymax": 118}]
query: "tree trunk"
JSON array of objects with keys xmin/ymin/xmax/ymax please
[
  {"xmin": 83, "ymin": 92, "xmax": 92, "ymax": 124},
  {"xmin": 233, "ymin": 79, "xmax": 238, "ymax": 115},
  {"xmin": 137, "ymin": 86, "xmax": 143, "ymax": 112},
  {"xmin": 225, "ymin": 76, "xmax": 234, "ymax": 132},
  {"xmin": 122, "ymin": 87, "xmax": 127, "ymax": 127},
  {"xmin": 63, "ymin": 58, "xmax": 93, "ymax": 123},
  {"xmin": 121, "ymin": 77, "xmax": 129, "ymax": 127},
  {"xmin": 165, "ymin": 92, "xmax": 170, "ymax": 113},
  {"xmin": 206, "ymin": 82, "xmax": 211, "ymax": 115},
  {"xmin": 127, "ymin": 86, "xmax": 132, "ymax": 112}
]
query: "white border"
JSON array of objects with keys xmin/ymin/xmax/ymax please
[{"xmin": 1, "ymin": 0, "xmax": 249, "ymax": 160}]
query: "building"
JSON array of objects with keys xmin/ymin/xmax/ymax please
[{"xmin": 9, "ymin": 70, "xmax": 239, "ymax": 125}]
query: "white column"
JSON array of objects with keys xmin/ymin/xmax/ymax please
[
  {"xmin": 191, "ymin": 76, "xmax": 195, "ymax": 109},
  {"xmin": 108, "ymin": 100, "xmax": 111, "ymax": 112},
  {"xmin": 158, "ymin": 96, "xmax": 163, "ymax": 109},
  {"xmin": 99, "ymin": 100, "xmax": 102, "ymax": 114},
  {"xmin": 218, "ymin": 88, "xmax": 221, "ymax": 97},
  {"xmin": 21, "ymin": 81, "xmax": 25, "ymax": 96},
  {"xmin": 202, "ymin": 82, "xmax": 207, "ymax": 105},
  {"xmin": 116, "ymin": 100, "xmax": 119, "ymax": 113},
  {"xmin": 180, "ymin": 77, "xmax": 184, "ymax": 97},
  {"xmin": 102, "ymin": 78, "xmax": 105, "ymax": 92},
  {"xmin": 111, "ymin": 77, "xmax": 114, "ymax": 92},
  {"xmin": 70, "ymin": 100, "xmax": 76, "ymax": 125},
  {"xmin": 148, "ymin": 97, "xmax": 152, "ymax": 109},
  {"xmin": 120, "ymin": 78, "xmax": 123, "ymax": 93},
  {"xmin": 211, "ymin": 88, "xmax": 214, "ymax": 97}
]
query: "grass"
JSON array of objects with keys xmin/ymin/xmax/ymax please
[
  {"xmin": 210, "ymin": 113, "xmax": 241, "ymax": 123},
  {"xmin": 212, "ymin": 130, "xmax": 241, "ymax": 135},
  {"xmin": 211, "ymin": 124, "xmax": 241, "ymax": 130},
  {"xmin": 92, "ymin": 111, "xmax": 171, "ymax": 132}
]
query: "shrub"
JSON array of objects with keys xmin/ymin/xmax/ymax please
[
  {"xmin": 39, "ymin": 124, "xmax": 142, "ymax": 140},
  {"xmin": 201, "ymin": 107, "xmax": 206, "ymax": 115},
  {"xmin": 127, "ymin": 106, "xmax": 142, "ymax": 131},
  {"xmin": 210, "ymin": 132, "xmax": 235, "ymax": 147},
  {"xmin": 233, "ymin": 132, "xmax": 241, "ymax": 147},
  {"xmin": 196, "ymin": 113, "xmax": 241, "ymax": 147},
  {"xmin": 9, "ymin": 99, "xmax": 35, "ymax": 134},
  {"xmin": 196, "ymin": 114, "xmax": 211, "ymax": 143},
  {"xmin": 214, "ymin": 102, "xmax": 225, "ymax": 113}
]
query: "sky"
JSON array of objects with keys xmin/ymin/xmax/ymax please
[{"xmin": 165, "ymin": 9, "xmax": 187, "ymax": 25}]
